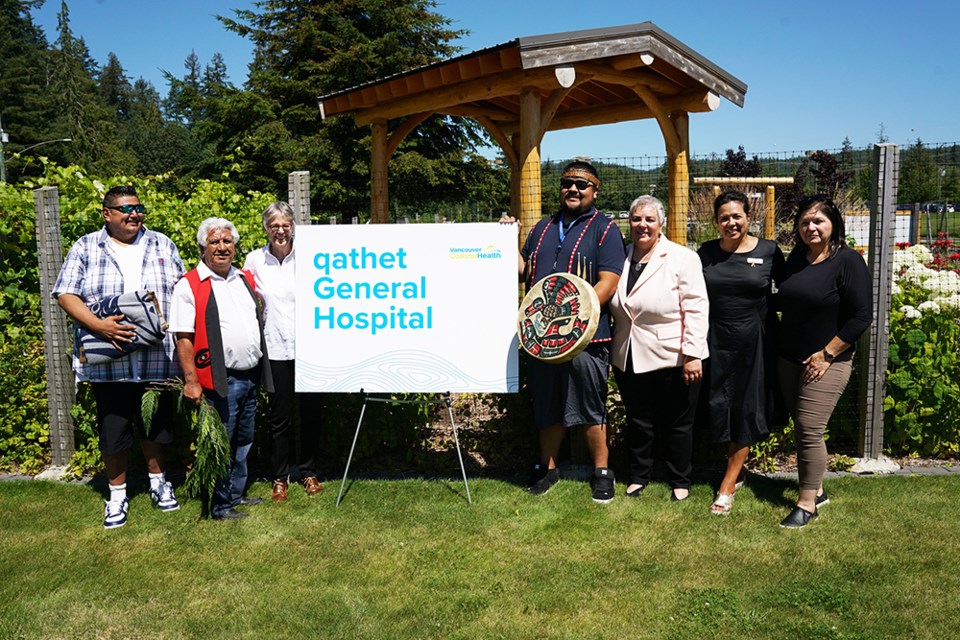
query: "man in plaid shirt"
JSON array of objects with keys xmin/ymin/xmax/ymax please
[{"xmin": 53, "ymin": 186, "xmax": 185, "ymax": 529}]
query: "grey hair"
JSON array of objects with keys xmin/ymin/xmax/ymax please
[
  {"xmin": 197, "ymin": 217, "xmax": 239, "ymax": 250},
  {"xmin": 629, "ymin": 195, "xmax": 667, "ymax": 226},
  {"xmin": 262, "ymin": 201, "xmax": 296, "ymax": 232}
]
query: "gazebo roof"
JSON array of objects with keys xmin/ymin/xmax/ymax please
[{"xmin": 317, "ymin": 21, "xmax": 747, "ymax": 130}]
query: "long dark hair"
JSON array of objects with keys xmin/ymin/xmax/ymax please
[{"xmin": 793, "ymin": 194, "xmax": 845, "ymax": 256}]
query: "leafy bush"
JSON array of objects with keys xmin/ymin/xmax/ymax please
[
  {"xmin": 884, "ymin": 241, "xmax": 960, "ymax": 456},
  {"xmin": 0, "ymin": 160, "xmax": 277, "ymax": 474}
]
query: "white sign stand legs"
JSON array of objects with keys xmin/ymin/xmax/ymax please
[{"xmin": 335, "ymin": 391, "xmax": 473, "ymax": 506}]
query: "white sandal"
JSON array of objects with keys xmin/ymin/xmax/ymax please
[{"xmin": 710, "ymin": 492, "xmax": 735, "ymax": 515}]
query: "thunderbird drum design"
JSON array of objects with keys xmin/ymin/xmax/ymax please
[{"xmin": 517, "ymin": 273, "xmax": 599, "ymax": 363}]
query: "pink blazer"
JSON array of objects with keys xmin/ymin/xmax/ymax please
[{"xmin": 610, "ymin": 237, "xmax": 710, "ymax": 374}]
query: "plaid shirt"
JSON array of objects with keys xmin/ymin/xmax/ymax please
[{"xmin": 53, "ymin": 226, "xmax": 186, "ymax": 382}]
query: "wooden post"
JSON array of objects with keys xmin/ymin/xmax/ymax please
[
  {"xmin": 667, "ymin": 111, "xmax": 690, "ymax": 245},
  {"xmin": 370, "ymin": 119, "xmax": 389, "ymax": 224},
  {"xmin": 518, "ymin": 87, "xmax": 542, "ymax": 233},
  {"xmin": 34, "ymin": 186, "xmax": 75, "ymax": 466},
  {"xmin": 858, "ymin": 143, "xmax": 898, "ymax": 459},
  {"xmin": 765, "ymin": 185, "xmax": 776, "ymax": 240},
  {"xmin": 287, "ymin": 171, "xmax": 311, "ymax": 225}
]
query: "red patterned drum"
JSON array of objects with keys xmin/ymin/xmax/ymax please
[{"xmin": 517, "ymin": 272, "xmax": 599, "ymax": 363}]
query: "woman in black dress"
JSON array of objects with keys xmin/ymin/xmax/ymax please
[{"xmin": 698, "ymin": 191, "xmax": 784, "ymax": 515}]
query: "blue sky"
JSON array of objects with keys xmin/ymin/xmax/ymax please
[{"xmin": 34, "ymin": 0, "xmax": 959, "ymax": 160}]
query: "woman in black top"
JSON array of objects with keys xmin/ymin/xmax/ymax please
[
  {"xmin": 777, "ymin": 195, "xmax": 872, "ymax": 528},
  {"xmin": 698, "ymin": 191, "xmax": 784, "ymax": 515}
]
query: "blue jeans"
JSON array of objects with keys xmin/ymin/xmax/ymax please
[{"xmin": 206, "ymin": 368, "xmax": 259, "ymax": 517}]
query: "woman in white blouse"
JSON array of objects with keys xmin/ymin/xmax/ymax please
[{"xmin": 243, "ymin": 202, "xmax": 323, "ymax": 502}]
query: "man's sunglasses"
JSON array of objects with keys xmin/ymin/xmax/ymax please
[
  {"xmin": 560, "ymin": 177, "xmax": 595, "ymax": 190},
  {"xmin": 105, "ymin": 204, "xmax": 147, "ymax": 215}
]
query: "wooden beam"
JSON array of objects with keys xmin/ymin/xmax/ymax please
[
  {"xmin": 632, "ymin": 84, "xmax": 680, "ymax": 155},
  {"xmin": 386, "ymin": 113, "xmax": 430, "ymax": 156},
  {"xmin": 442, "ymin": 104, "xmax": 518, "ymax": 120},
  {"xmin": 765, "ymin": 185, "xmax": 776, "ymax": 240},
  {"xmin": 693, "ymin": 177, "xmax": 795, "ymax": 185},
  {"xmin": 610, "ymin": 52, "xmax": 655, "ymax": 71},
  {"xmin": 370, "ymin": 119, "xmax": 389, "ymax": 224},
  {"xmin": 573, "ymin": 62, "xmax": 680, "ymax": 94},
  {"xmin": 537, "ymin": 86, "xmax": 575, "ymax": 142},
  {"xmin": 501, "ymin": 90, "xmax": 718, "ymax": 134},
  {"xmin": 476, "ymin": 116, "xmax": 519, "ymax": 168},
  {"xmin": 355, "ymin": 67, "xmax": 559, "ymax": 125}
]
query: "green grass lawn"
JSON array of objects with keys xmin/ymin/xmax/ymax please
[{"xmin": 2, "ymin": 474, "xmax": 959, "ymax": 639}]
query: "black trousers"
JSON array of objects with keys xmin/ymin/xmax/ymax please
[
  {"xmin": 613, "ymin": 363, "xmax": 701, "ymax": 489},
  {"xmin": 268, "ymin": 360, "xmax": 321, "ymax": 481}
]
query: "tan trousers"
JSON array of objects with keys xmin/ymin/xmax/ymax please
[{"xmin": 778, "ymin": 357, "xmax": 853, "ymax": 491}]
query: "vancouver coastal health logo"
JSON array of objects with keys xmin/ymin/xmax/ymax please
[{"xmin": 448, "ymin": 245, "xmax": 503, "ymax": 260}]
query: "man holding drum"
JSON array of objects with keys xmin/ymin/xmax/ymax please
[{"xmin": 512, "ymin": 160, "xmax": 625, "ymax": 503}]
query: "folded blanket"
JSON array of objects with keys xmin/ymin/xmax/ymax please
[{"xmin": 78, "ymin": 290, "xmax": 168, "ymax": 364}]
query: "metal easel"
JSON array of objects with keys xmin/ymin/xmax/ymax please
[{"xmin": 335, "ymin": 390, "xmax": 472, "ymax": 506}]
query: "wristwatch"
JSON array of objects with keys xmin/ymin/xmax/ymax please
[{"xmin": 823, "ymin": 348, "xmax": 836, "ymax": 363}]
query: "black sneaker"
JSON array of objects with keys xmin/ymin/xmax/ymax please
[
  {"xmin": 779, "ymin": 506, "xmax": 818, "ymax": 528},
  {"xmin": 527, "ymin": 466, "xmax": 560, "ymax": 495},
  {"xmin": 591, "ymin": 467, "xmax": 615, "ymax": 504}
]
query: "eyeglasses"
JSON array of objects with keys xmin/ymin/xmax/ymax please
[
  {"xmin": 267, "ymin": 223, "xmax": 292, "ymax": 232},
  {"xmin": 105, "ymin": 204, "xmax": 147, "ymax": 215},
  {"xmin": 560, "ymin": 177, "xmax": 595, "ymax": 191}
]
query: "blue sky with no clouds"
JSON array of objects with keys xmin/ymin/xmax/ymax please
[{"xmin": 33, "ymin": 0, "xmax": 960, "ymax": 160}]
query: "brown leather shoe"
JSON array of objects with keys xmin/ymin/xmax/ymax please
[
  {"xmin": 271, "ymin": 480, "xmax": 288, "ymax": 502},
  {"xmin": 303, "ymin": 476, "xmax": 324, "ymax": 496}
]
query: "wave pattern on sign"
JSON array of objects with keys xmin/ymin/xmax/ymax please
[{"xmin": 298, "ymin": 349, "xmax": 519, "ymax": 393}]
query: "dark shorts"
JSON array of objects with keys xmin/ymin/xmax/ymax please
[
  {"xmin": 91, "ymin": 382, "xmax": 175, "ymax": 455},
  {"xmin": 526, "ymin": 342, "xmax": 610, "ymax": 429}
]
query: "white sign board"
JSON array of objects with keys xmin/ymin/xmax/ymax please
[{"xmin": 295, "ymin": 223, "xmax": 519, "ymax": 393}]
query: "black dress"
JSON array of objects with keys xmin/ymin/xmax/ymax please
[{"xmin": 698, "ymin": 238, "xmax": 784, "ymax": 443}]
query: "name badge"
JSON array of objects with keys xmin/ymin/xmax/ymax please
[{"xmin": 747, "ymin": 257, "xmax": 763, "ymax": 267}]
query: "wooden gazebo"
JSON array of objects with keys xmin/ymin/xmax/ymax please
[{"xmin": 317, "ymin": 21, "xmax": 747, "ymax": 243}]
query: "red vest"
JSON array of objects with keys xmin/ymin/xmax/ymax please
[{"xmin": 184, "ymin": 268, "xmax": 265, "ymax": 397}]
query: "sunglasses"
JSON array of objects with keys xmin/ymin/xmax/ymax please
[
  {"xmin": 105, "ymin": 204, "xmax": 147, "ymax": 215},
  {"xmin": 560, "ymin": 177, "xmax": 595, "ymax": 190}
]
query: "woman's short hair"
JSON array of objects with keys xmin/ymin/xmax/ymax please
[
  {"xmin": 629, "ymin": 195, "xmax": 667, "ymax": 226},
  {"xmin": 197, "ymin": 217, "xmax": 239, "ymax": 250},
  {"xmin": 262, "ymin": 201, "xmax": 296, "ymax": 231},
  {"xmin": 713, "ymin": 190, "xmax": 750, "ymax": 219},
  {"xmin": 793, "ymin": 194, "xmax": 846, "ymax": 252}
]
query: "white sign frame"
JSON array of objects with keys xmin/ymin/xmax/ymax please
[{"xmin": 295, "ymin": 223, "xmax": 519, "ymax": 393}]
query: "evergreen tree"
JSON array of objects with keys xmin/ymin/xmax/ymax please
[
  {"xmin": 49, "ymin": 1, "xmax": 130, "ymax": 173},
  {"xmin": 899, "ymin": 139, "xmax": 937, "ymax": 204},
  {"xmin": 219, "ymin": 0, "xmax": 486, "ymax": 206},
  {"xmin": 0, "ymin": 0, "xmax": 62, "ymax": 180},
  {"xmin": 99, "ymin": 52, "xmax": 133, "ymax": 121}
]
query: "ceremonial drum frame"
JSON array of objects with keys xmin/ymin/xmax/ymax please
[{"xmin": 336, "ymin": 391, "xmax": 472, "ymax": 506}]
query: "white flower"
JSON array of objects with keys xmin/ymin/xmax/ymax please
[
  {"xmin": 892, "ymin": 250, "xmax": 921, "ymax": 271},
  {"xmin": 901, "ymin": 264, "xmax": 936, "ymax": 285},
  {"xmin": 921, "ymin": 270, "xmax": 960, "ymax": 295},
  {"xmin": 891, "ymin": 281, "xmax": 902, "ymax": 295},
  {"xmin": 933, "ymin": 293, "xmax": 960, "ymax": 309},
  {"xmin": 917, "ymin": 301, "xmax": 941, "ymax": 314},
  {"xmin": 899, "ymin": 305, "xmax": 922, "ymax": 319},
  {"xmin": 906, "ymin": 243, "xmax": 934, "ymax": 263}
]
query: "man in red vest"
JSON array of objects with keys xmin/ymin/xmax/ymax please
[{"xmin": 171, "ymin": 217, "xmax": 273, "ymax": 520}]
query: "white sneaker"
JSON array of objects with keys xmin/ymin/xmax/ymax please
[
  {"xmin": 104, "ymin": 498, "xmax": 129, "ymax": 529},
  {"xmin": 149, "ymin": 481, "xmax": 180, "ymax": 512}
]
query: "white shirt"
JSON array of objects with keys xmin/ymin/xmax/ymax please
[
  {"xmin": 170, "ymin": 262, "xmax": 262, "ymax": 371},
  {"xmin": 242, "ymin": 244, "xmax": 296, "ymax": 361},
  {"xmin": 108, "ymin": 231, "xmax": 147, "ymax": 375}
]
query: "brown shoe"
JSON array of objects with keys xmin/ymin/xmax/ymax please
[
  {"xmin": 303, "ymin": 476, "xmax": 324, "ymax": 496},
  {"xmin": 271, "ymin": 480, "xmax": 288, "ymax": 502}
]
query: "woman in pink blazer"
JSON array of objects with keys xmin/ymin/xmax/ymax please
[{"xmin": 610, "ymin": 195, "xmax": 710, "ymax": 501}]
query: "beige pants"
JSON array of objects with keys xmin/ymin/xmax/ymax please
[{"xmin": 778, "ymin": 357, "xmax": 854, "ymax": 491}]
